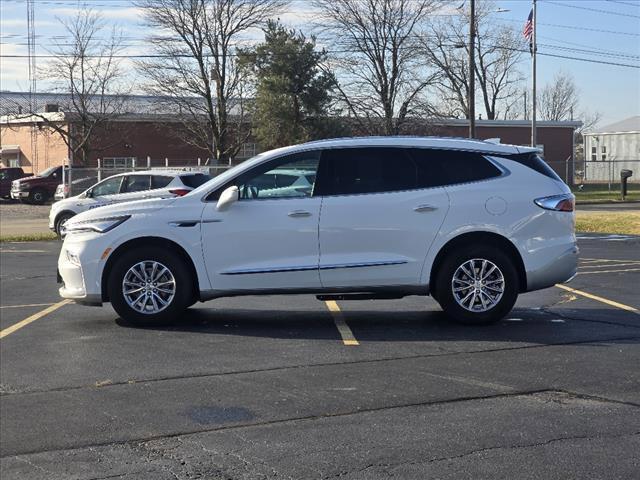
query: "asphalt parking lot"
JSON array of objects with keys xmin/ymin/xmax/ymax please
[{"xmin": 1, "ymin": 235, "xmax": 639, "ymax": 479}]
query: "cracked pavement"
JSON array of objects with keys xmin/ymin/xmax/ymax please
[{"xmin": 1, "ymin": 235, "xmax": 639, "ymax": 479}]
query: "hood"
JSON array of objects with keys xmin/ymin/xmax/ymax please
[
  {"xmin": 67, "ymin": 196, "xmax": 179, "ymax": 224},
  {"xmin": 13, "ymin": 175, "xmax": 38, "ymax": 183}
]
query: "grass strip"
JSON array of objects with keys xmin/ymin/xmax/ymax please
[
  {"xmin": 0, "ymin": 232, "xmax": 58, "ymax": 243},
  {"xmin": 575, "ymin": 211, "xmax": 640, "ymax": 236}
]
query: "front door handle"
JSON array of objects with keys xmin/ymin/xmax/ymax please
[
  {"xmin": 414, "ymin": 204, "xmax": 438, "ymax": 212},
  {"xmin": 288, "ymin": 210, "xmax": 312, "ymax": 218}
]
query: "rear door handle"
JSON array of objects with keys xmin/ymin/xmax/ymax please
[
  {"xmin": 414, "ymin": 204, "xmax": 438, "ymax": 212},
  {"xmin": 288, "ymin": 210, "xmax": 312, "ymax": 218}
]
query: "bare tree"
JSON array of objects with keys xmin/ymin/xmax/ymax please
[
  {"xmin": 138, "ymin": 0, "xmax": 285, "ymax": 162},
  {"xmin": 314, "ymin": 0, "xmax": 442, "ymax": 135},
  {"xmin": 423, "ymin": 1, "xmax": 524, "ymax": 120},
  {"xmin": 15, "ymin": 8, "xmax": 128, "ymax": 166},
  {"xmin": 538, "ymin": 71, "xmax": 579, "ymax": 122}
]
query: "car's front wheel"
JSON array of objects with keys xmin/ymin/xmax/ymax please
[
  {"xmin": 435, "ymin": 246, "xmax": 519, "ymax": 325},
  {"xmin": 55, "ymin": 212, "xmax": 75, "ymax": 238},
  {"xmin": 107, "ymin": 247, "xmax": 193, "ymax": 326}
]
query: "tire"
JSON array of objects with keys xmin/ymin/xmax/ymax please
[
  {"xmin": 55, "ymin": 212, "xmax": 75, "ymax": 238},
  {"xmin": 29, "ymin": 188, "xmax": 48, "ymax": 205},
  {"xmin": 107, "ymin": 247, "xmax": 194, "ymax": 326},
  {"xmin": 435, "ymin": 245, "xmax": 519, "ymax": 325}
]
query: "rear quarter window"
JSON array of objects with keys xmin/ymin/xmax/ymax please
[
  {"xmin": 407, "ymin": 149, "xmax": 502, "ymax": 187},
  {"xmin": 179, "ymin": 174, "xmax": 212, "ymax": 188},
  {"xmin": 501, "ymin": 153, "xmax": 563, "ymax": 182}
]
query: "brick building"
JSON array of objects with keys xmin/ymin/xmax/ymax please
[{"xmin": 1, "ymin": 92, "xmax": 581, "ymax": 183}]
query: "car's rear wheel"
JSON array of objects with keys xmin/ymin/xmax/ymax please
[
  {"xmin": 29, "ymin": 188, "xmax": 48, "ymax": 205},
  {"xmin": 435, "ymin": 246, "xmax": 519, "ymax": 325},
  {"xmin": 55, "ymin": 212, "xmax": 75, "ymax": 238},
  {"xmin": 107, "ymin": 247, "xmax": 193, "ymax": 326}
]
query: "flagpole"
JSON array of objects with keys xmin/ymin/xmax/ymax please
[{"xmin": 531, "ymin": 0, "xmax": 537, "ymax": 147}]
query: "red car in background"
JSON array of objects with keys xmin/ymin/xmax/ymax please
[
  {"xmin": 10, "ymin": 166, "xmax": 65, "ymax": 204},
  {"xmin": 0, "ymin": 167, "xmax": 28, "ymax": 199}
]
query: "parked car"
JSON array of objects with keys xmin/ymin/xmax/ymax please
[
  {"xmin": 11, "ymin": 165, "xmax": 65, "ymax": 204},
  {"xmin": 54, "ymin": 176, "xmax": 99, "ymax": 201},
  {"xmin": 58, "ymin": 137, "xmax": 578, "ymax": 326},
  {"xmin": 49, "ymin": 170, "xmax": 212, "ymax": 236},
  {"xmin": 0, "ymin": 167, "xmax": 28, "ymax": 199}
]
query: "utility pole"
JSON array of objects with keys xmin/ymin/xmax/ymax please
[
  {"xmin": 468, "ymin": 0, "xmax": 476, "ymax": 139},
  {"xmin": 531, "ymin": 0, "xmax": 537, "ymax": 147}
]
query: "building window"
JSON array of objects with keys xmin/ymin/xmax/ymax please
[
  {"xmin": 102, "ymin": 157, "xmax": 136, "ymax": 169},
  {"xmin": 602, "ymin": 154, "xmax": 607, "ymax": 161},
  {"xmin": 591, "ymin": 155, "xmax": 597, "ymax": 161},
  {"xmin": 591, "ymin": 146, "xmax": 596, "ymax": 154},
  {"xmin": 602, "ymin": 146, "xmax": 606, "ymax": 154}
]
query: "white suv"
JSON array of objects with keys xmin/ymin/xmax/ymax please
[
  {"xmin": 49, "ymin": 170, "xmax": 211, "ymax": 235},
  {"xmin": 58, "ymin": 137, "xmax": 578, "ymax": 326}
]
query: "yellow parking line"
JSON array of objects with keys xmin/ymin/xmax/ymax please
[
  {"xmin": 555, "ymin": 284, "xmax": 638, "ymax": 314},
  {"xmin": 0, "ymin": 300, "xmax": 71, "ymax": 339},
  {"xmin": 0, "ymin": 302, "xmax": 54, "ymax": 309},
  {"xmin": 325, "ymin": 300, "xmax": 359, "ymax": 346}
]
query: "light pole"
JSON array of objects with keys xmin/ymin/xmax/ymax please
[{"xmin": 468, "ymin": 0, "xmax": 476, "ymax": 139}]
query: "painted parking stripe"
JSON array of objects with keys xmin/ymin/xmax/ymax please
[
  {"xmin": 324, "ymin": 301, "xmax": 359, "ymax": 346},
  {"xmin": 581, "ymin": 258, "xmax": 640, "ymax": 263},
  {"xmin": 555, "ymin": 284, "xmax": 638, "ymax": 314},
  {"xmin": 577, "ymin": 268, "xmax": 640, "ymax": 275},
  {"xmin": 0, "ymin": 300, "xmax": 71, "ymax": 339}
]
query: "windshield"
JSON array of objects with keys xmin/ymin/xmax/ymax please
[{"xmin": 37, "ymin": 167, "xmax": 58, "ymax": 177}]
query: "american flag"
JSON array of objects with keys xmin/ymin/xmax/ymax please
[{"xmin": 523, "ymin": 8, "xmax": 534, "ymax": 42}]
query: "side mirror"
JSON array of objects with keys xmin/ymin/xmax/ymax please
[
  {"xmin": 85, "ymin": 189, "xmax": 93, "ymax": 198},
  {"xmin": 216, "ymin": 185, "xmax": 239, "ymax": 211}
]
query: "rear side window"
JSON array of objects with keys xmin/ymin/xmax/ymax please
[
  {"xmin": 502, "ymin": 153, "xmax": 562, "ymax": 181},
  {"xmin": 407, "ymin": 149, "xmax": 502, "ymax": 187},
  {"xmin": 179, "ymin": 174, "xmax": 211, "ymax": 188},
  {"xmin": 152, "ymin": 175, "xmax": 174, "ymax": 189},
  {"xmin": 319, "ymin": 147, "xmax": 417, "ymax": 195}
]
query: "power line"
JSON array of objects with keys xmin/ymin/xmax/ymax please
[
  {"xmin": 605, "ymin": 0, "xmax": 640, "ymax": 7},
  {"xmin": 2, "ymin": 45, "xmax": 638, "ymax": 69},
  {"xmin": 542, "ymin": 0, "xmax": 640, "ymax": 19},
  {"xmin": 496, "ymin": 17, "xmax": 640, "ymax": 37}
]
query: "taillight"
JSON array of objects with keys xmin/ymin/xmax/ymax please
[
  {"xmin": 169, "ymin": 188, "xmax": 191, "ymax": 197},
  {"xmin": 534, "ymin": 194, "xmax": 574, "ymax": 212}
]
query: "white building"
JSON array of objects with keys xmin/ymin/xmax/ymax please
[{"xmin": 583, "ymin": 116, "xmax": 639, "ymax": 183}]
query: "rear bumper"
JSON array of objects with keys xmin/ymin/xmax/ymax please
[{"xmin": 525, "ymin": 243, "xmax": 579, "ymax": 292}]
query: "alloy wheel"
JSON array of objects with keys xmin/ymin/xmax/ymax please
[
  {"xmin": 122, "ymin": 261, "xmax": 176, "ymax": 314},
  {"xmin": 451, "ymin": 258, "xmax": 505, "ymax": 312}
]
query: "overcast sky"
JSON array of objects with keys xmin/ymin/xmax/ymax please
[{"xmin": 1, "ymin": 0, "xmax": 638, "ymax": 127}]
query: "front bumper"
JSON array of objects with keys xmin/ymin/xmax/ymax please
[
  {"xmin": 11, "ymin": 190, "xmax": 29, "ymax": 200},
  {"xmin": 58, "ymin": 233, "xmax": 109, "ymax": 306}
]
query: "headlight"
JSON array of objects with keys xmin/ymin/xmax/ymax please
[{"xmin": 62, "ymin": 215, "xmax": 130, "ymax": 235}]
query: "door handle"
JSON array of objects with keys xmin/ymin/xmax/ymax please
[
  {"xmin": 414, "ymin": 204, "xmax": 438, "ymax": 212},
  {"xmin": 288, "ymin": 210, "xmax": 312, "ymax": 218}
]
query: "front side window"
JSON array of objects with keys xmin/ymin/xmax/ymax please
[
  {"xmin": 318, "ymin": 147, "xmax": 417, "ymax": 196},
  {"xmin": 91, "ymin": 176, "xmax": 123, "ymax": 197},
  {"xmin": 123, "ymin": 175, "xmax": 151, "ymax": 193},
  {"xmin": 235, "ymin": 152, "xmax": 320, "ymax": 200}
]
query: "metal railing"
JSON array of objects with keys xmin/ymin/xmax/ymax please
[{"xmin": 61, "ymin": 158, "xmax": 232, "ymax": 197}]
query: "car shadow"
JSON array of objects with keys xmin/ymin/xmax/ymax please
[{"xmin": 115, "ymin": 305, "xmax": 640, "ymax": 345}]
